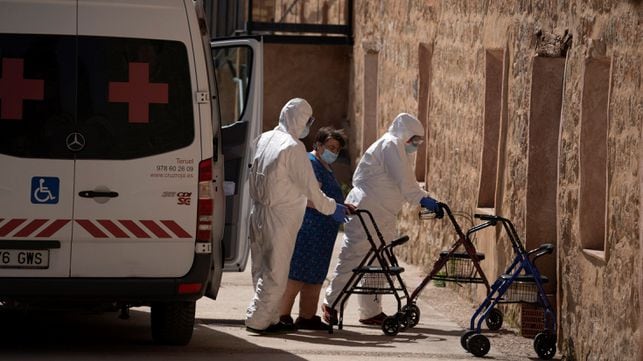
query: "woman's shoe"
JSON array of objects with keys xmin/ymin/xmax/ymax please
[{"xmin": 294, "ymin": 315, "xmax": 329, "ymax": 330}]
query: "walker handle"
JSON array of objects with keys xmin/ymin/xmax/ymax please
[
  {"xmin": 390, "ymin": 235, "xmax": 409, "ymax": 248},
  {"xmin": 528, "ymin": 243, "xmax": 555, "ymax": 262},
  {"xmin": 474, "ymin": 213, "xmax": 499, "ymax": 222}
]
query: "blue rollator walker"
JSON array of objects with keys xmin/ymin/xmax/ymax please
[
  {"xmin": 329, "ymin": 209, "xmax": 411, "ymax": 336},
  {"xmin": 461, "ymin": 213, "xmax": 557, "ymax": 359}
]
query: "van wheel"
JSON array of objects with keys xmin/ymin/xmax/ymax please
[{"xmin": 151, "ymin": 301, "xmax": 196, "ymax": 345}]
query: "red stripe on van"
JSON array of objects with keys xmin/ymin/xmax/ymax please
[
  {"xmin": 36, "ymin": 219, "xmax": 70, "ymax": 237},
  {"xmin": 97, "ymin": 220, "xmax": 129, "ymax": 238},
  {"xmin": 161, "ymin": 220, "xmax": 191, "ymax": 238},
  {"xmin": 14, "ymin": 219, "xmax": 48, "ymax": 237},
  {"xmin": 140, "ymin": 220, "xmax": 171, "ymax": 238},
  {"xmin": 76, "ymin": 219, "xmax": 108, "ymax": 238},
  {"xmin": 118, "ymin": 220, "xmax": 150, "ymax": 238},
  {"xmin": 0, "ymin": 219, "xmax": 27, "ymax": 237}
]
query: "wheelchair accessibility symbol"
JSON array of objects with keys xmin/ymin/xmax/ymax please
[{"xmin": 31, "ymin": 177, "xmax": 60, "ymax": 204}]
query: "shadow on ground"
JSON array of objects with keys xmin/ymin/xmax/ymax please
[{"xmin": 0, "ymin": 308, "xmax": 307, "ymax": 361}]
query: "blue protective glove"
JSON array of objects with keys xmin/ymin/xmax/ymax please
[
  {"xmin": 331, "ymin": 204, "xmax": 349, "ymax": 223},
  {"xmin": 420, "ymin": 196, "xmax": 444, "ymax": 219}
]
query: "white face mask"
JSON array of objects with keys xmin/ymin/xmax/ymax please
[
  {"xmin": 299, "ymin": 126, "xmax": 310, "ymax": 139},
  {"xmin": 405, "ymin": 143, "xmax": 418, "ymax": 153},
  {"xmin": 321, "ymin": 149, "xmax": 339, "ymax": 164}
]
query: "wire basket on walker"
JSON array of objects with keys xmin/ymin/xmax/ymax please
[
  {"xmin": 401, "ymin": 202, "xmax": 500, "ymax": 331},
  {"xmin": 460, "ymin": 213, "xmax": 557, "ymax": 360},
  {"xmin": 328, "ymin": 208, "xmax": 411, "ymax": 336}
]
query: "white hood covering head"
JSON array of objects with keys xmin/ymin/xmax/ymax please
[
  {"xmin": 387, "ymin": 112, "xmax": 424, "ymax": 142},
  {"xmin": 276, "ymin": 98, "xmax": 313, "ymax": 139},
  {"xmin": 349, "ymin": 110, "xmax": 428, "ymax": 215}
]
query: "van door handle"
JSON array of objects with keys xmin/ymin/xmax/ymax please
[{"xmin": 79, "ymin": 191, "xmax": 119, "ymax": 198}]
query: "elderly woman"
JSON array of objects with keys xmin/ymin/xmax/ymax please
[{"xmin": 279, "ymin": 126, "xmax": 348, "ymax": 330}]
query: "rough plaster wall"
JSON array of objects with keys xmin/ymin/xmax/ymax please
[
  {"xmin": 556, "ymin": 2, "xmax": 642, "ymax": 360},
  {"xmin": 351, "ymin": 1, "xmax": 641, "ymax": 359}
]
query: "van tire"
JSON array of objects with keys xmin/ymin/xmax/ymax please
[{"xmin": 150, "ymin": 301, "xmax": 196, "ymax": 345}]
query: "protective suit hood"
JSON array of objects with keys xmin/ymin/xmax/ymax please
[
  {"xmin": 276, "ymin": 98, "xmax": 313, "ymax": 139},
  {"xmin": 387, "ymin": 113, "xmax": 424, "ymax": 142}
]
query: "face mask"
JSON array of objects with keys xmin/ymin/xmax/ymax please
[
  {"xmin": 405, "ymin": 143, "xmax": 418, "ymax": 154},
  {"xmin": 299, "ymin": 126, "xmax": 310, "ymax": 139},
  {"xmin": 321, "ymin": 149, "xmax": 339, "ymax": 164}
]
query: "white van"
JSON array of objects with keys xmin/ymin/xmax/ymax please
[{"xmin": 0, "ymin": 0, "xmax": 261, "ymax": 345}]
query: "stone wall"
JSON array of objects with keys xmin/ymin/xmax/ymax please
[{"xmin": 350, "ymin": 1, "xmax": 641, "ymax": 360}]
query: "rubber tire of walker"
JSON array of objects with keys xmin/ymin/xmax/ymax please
[
  {"xmin": 381, "ymin": 315, "xmax": 400, "ymax": 336},
  {"xmin": 485, "ymin": 307, "xmax": 503, "ymax": 331},
  {"xmin": 533, "ymin": 332, "xmax": 557, "ymax": 360},
  {"xmin": 466, "ymin": 334, "xmax": 491, "ymax": 357},
  {"xmin": 460, "ymin": 330, "xmax": 477, "ymax": 351},
  {"xmin": 395, "ymin": 312, "xmax": 409, "ymax": 331},
  {"xmin": 402, "ymin": 303, "xmax": 421, "ymax": 328},
  {"xmin": 151, "ymin": 301, "xmax": 196, "ymax": 345}
]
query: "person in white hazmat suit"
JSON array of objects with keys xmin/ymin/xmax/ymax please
[
  {"xmin": 322, "ymin": 112, "xmax": 443, "ymax": 326},
  {"xmin": 246, "ymin": 98, "xmax": 349, "ymax": 334}
]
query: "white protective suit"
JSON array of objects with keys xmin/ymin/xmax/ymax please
[
  {"xmin": 246, "ymin": 98, "xmax": 338, "ymax": 330},
  {"xmin": 324, "ymin": 113, "xmax": 428, "ymax": 320}
]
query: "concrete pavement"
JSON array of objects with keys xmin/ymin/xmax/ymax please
[
  {"xmin": 0, "ymin": 233, "xmax": 557, "ymax": 360},
  {"xmin": 194, "ymin": 233, "xmax": 523, "ymax": 360}
]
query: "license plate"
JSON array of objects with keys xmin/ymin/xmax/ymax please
[{"xmin": 0, "ymin": 249, "xmax": 49, "ymax": 269}]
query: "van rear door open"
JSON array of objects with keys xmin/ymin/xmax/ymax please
[{"xmin": 210, "ymin": 38, "xmax": 263, "ymax": 276}]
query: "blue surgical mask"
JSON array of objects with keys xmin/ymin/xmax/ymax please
[
  {"xmin": 321, "ymin": 149, "xmax": 339, "ymax": 164},
  {"xmin": 405, "ymin": 143, "xmax": 418, "ymax": 154},
  {"xmin": 299, "ymin": 126, "xmax": 310, "ymax": 139}
]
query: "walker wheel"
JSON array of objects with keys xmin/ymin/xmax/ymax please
[
  {"xmin": 467, "ymin": 334, "xmax": 490, "ymax": 357},
  {"xmin": 402, "ymin": 303, "xmax": 421, "ymax": 327},
  {"xmin": 534, "ymin": 332, "xmax": 556, "ymax": 360},
  {"xmin": 381, "ymin": 316, "xmax": 399, "ymax": 336},
  {"xmin": 395, "ymin": 312, "xmax": 408, "ymax": 331},
  {"xmin": 485, "ymin": 307, "xmax": 503, "ymax": 331},
  {"xmin": 460, "ymin": 330, "xmax": 476, "ymax": 351}
]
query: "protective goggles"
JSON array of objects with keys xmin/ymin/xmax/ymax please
[{"xmin": 408, "ymin": 135, "xmax": 424, "ymax": 146}]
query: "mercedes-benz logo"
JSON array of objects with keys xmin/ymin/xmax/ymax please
[{"xmin": 65, "ymin": 132, "xmax": 86, "ymax": 152}]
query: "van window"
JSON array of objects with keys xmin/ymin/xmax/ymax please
[
  {"xmin": 212, "ymin": 46, "xmax": 252, "ymax": 126},
  {"xmin": 0, "ymin": 34, "xmax": 76, "ymax": 159},
  {"xmin": 0, "ymin": 35, "xmax": 194, "ymax": 160},
  {"xmin": 77, "ymin": 36, "xmax": 194, "ymax": 159}
]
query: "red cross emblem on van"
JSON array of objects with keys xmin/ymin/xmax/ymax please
[
  {"xmin": 108, "ymin": 62, "xmax": 169, "ymax": 124},
  {"xmin": 0, "ymin": 58, "xmax": 45, "ymax": 120}
]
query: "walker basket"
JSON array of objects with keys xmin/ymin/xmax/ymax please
[
  {"xmin": 502, "ymin": 274, "xmax": 548, "ymax": 304},
  {"xmin": 432, "ymin": 251, "xmax": 487, "ymax": 284},
  {"xmin": 351, "ymin": 266, "xmax": 405, "ymax": 294}
]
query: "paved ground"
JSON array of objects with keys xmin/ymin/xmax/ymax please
[
  {"xmin": 195, "ymin": 232, "xmax": 561, "ymax": 361},
  {"xmin": 0, "ymin": 233, "xmax": 561, "ymax": 360}
]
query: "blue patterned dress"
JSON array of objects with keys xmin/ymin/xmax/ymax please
[{"xmin": 288, "ymin": 152, "xmax": 345, "ymax": 284}]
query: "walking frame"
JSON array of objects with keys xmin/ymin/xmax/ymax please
[
  {"xmin": 402, "ymin": 202, "xmax": 500, "ymax": 330},
  {"xmin": 460, "ymin": 213, "xmax": 556, "ymax": 360},
  {"xmin": 328, "ymin": 209, "xmax": 411, "ymax": 336}
]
